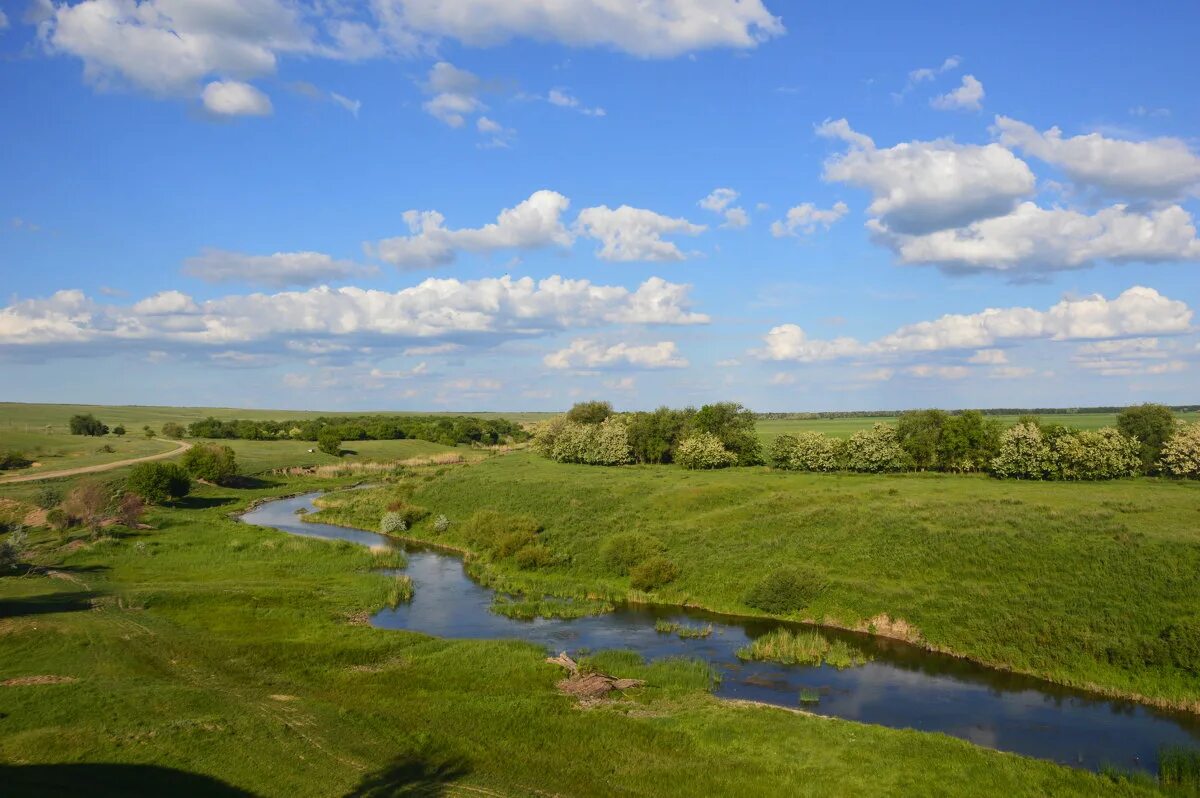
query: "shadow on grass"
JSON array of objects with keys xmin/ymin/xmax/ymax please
[
  {"xmin": 0, "ymin": 591, "xmax": 98, "ymax": 618},
  {"xmin": 171, "ymin": 496, "xmax": 237, "ymax": 510},
  {"xmin": 0, "ymin": 763, "xmax": 256, "ymax": 797},
  {"xmin": 222, "ymin": 476, "xmax": 278, "ymax": 490},
  {"xmin": 344, "ymin": 748, "xmax": 471, "ymax": 797}
]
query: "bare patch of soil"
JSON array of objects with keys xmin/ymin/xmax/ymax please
[
  {"xmin": 546, "ymin": 653, "xmax": 645, "ymax": 701},
  {"xmin": 2, "ymin": 675, "xmax": 79, "ymax": 687}
]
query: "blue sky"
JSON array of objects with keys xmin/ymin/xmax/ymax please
[{"xmin": 1, "ymin": 1, "xmax": 1198, "ymax": 412}]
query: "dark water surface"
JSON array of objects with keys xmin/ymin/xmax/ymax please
[{"xmin": 243, "ymin": 492, "xmax": 1200, "ymax": 774}]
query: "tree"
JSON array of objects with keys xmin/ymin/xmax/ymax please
[
  {"xmin": 161, "ymin": 422, "xmax": 187, "ymax": 439},
  {"xmin": 896, "ymin": 410, "xmax": 948, "ymax": 470},
  {"xmin": 689, "ymin": 403, "xmax": 762, "ymax": 465},
  {"xmin": 112, "ymin": 425, "xmax": 126, "ymax": 437},
  {"xmin": 675, "ymin": 432, "xmax": 738, "ymax": 470},
  {"xmin": 770, "ymin": 432, "xmax": 843, "ymax": 472},
  {"xmin": 127, "ymin": 462, "xmax": 191, "ymax": 503},
  {"xmin": 938, "ymin": 411, "xmax": 1002, "ymax": 473},
  {"xmin": 843, "ymin": 424, "xmax": 906, "ymax": 473},
  {"xmin": 62, "ymin": 482, "xmax": 111, "ymax": 535},
  {"xmin": 143, "ymin": 425, "xmax": 156, "ymax": 439},
  {"xmin": 990, "ymin": 422, "xmax": 1056, "ymax": 479},
  {"xmin": 1053, "ymin": 428, "xmax": 1140, "ymax": 480},
  {"xmin": 566, "ymin": 400, "xmax": 614, "ymax": 425},
  {"xmin": 1161, "ymin": 422, "xmax": 1200, "ymax": 479},
  {"xmin": 318, "ymin": 429, "xmax": 342, "ymax": 457},
  {"xmin": 182, "ymin": 444, "xmax": 238, "ymax": 482},
  {"xmin": 1117, "ymin": 403, "xmax": 1178, "ymax": 472},
  {"xmin": 69, "ymin": 413, "xmax": 109, "ymax": 436},
  {"xmin": 626, "ymin": 407, "xmax": 692, "ymax": 464}
]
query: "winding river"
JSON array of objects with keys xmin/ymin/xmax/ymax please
[{"xmin": 243, "ymin": 491, "xmax": 1200, "ymax": 774}]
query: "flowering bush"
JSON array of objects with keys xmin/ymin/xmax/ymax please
[
  {"xmin": 842, "ymin": 424, "xmax": 906, "ymax": 473},
  {"xmin": 542, "ymin": 416, "xmax": 634, "ymax": 465},
  {"xmin": 990, "ymin": 423, "xmax": 1056, "ymax": 479},
  {"xmin": 1053, "ymin": 428, "xmax": 1140, "ymax": 480},
  {"xmin": 1161, "ymin": 422, "xmax": 1200, "ymax": 478},
  {"xmin": 770, "ymin": 432, "xmax": 843, "ymax": 471},
  {"xmin": 380, "ymin": 512, "xmax": 407, "ymax": 535},
  {"xmin": 675, "ymin": 432, "xmax": 738, "ymax": 470},
  {"xmin": 432, "ymin": 514, "xmax": 451, "ymax": 533}
]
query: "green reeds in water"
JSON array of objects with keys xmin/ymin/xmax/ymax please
[
  {"xmin": 736, "ymin": 628, "xmax": 871, "ymax": 670},
  {"xmin": 1159, "ymin": 746, "xmax": 1200, "ymax": 792},
  {"xmin": 385, "ymin": 575, "xmax": 414, "ymax": 607},
  {"xmin": 654, "ymin": 620, "xmax": 713, "ymax": 639},
  {"xmin": 798, "ymin": 688, "xmax": 821, "ymax": 705},
  {"xmin": 490, "ymin": 595, "xmax": 614, "ymax": 620}
]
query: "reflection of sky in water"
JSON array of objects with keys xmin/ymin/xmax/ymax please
[{"xmin": 244, "ymin": 493, "xmax": 1200, "ymax": 774}]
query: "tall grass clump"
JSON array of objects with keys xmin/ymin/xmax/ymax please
[
  {"xmin": 1159, "ymin": 747, "xmax": 1200, "ymax": 792},
  {"xmin": 460, "ymin": 509, "xmax": 542, "ymax": 553},
  {"xmin": 737, "ymin": 628, "xmax": 870, "ymax": 669},
  {"xmin": 744, "ymin": 567, "xmax": 827, "ymax": 614},
  {"xmin": 601, "ymin": 533, "xmax": 666, "ymax": 575},
  {"xmin": 629, "ymin": 556, "xmax": 679, "ymax": 591},
  {"xmin": 385, "ymin": 575, "xmax": 414, "ymax": 607}
]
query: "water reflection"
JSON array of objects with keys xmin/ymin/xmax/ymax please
[{"xmin": 244, "ymin": 492, "xmax": 1200, "ymax": 773}]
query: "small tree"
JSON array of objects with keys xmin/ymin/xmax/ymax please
[
  {"xmin": 565, "ymin": 400, "xmax": 614, "ymax": 425},
  {"xmin": 112, "ymin": 425, "xmax": 126, "ymax": 437},
  {"xmin": 675, "ymin": 432, "xmax": 738, "ymax": 470},
  {"xmin": 127, "ymin": 462, "xmax": 191, "ymax": 503},
  {"xmin": 143, "ymin": 425, "xmax": 156, "ymax": 439},
  {"xmin": 843, "ymin": 424, "xmax": 906, "ymax": 473},
  {"xmin": 990, "ymin": 422, "xmax": 1056, "ymax": 479},
  {"xmin": 1161, "ymin": 423, "xmax": 1200, "ymax": 479},
  {"xmin": 113, "ymin": 493, "xmax": 146, "ymax": 527},
  {"xmin": 689, "ymin": 402, "xmax": 762, "ymax": 465},
  {"xmin": 181, "ymin": 444, "xmax": 238, "ymax": 483},
  {"xmin": 1117, "ymin": 403, "xmax": 1178, "ymax": 472},
  {"xmin": 62, "ymin": 482, "xmax": 111, "ymax": 535},
  {"xmin": 770, "ymin": 431, "xmax": 843, "ymax": 471},
  {"xmin": 317, "ymin": 429, "xmax": 342, "ymax": 457},
  {"xmin": 69, "ymin": 413, "xmax": 109, "ymax": 436},
  {"xmin": 160, "ymin": 422, "xmax": 187, "ymax": 439},
  {"xmin": 896, "ymin": 409, "xmax": 948, "ymax": 470}
]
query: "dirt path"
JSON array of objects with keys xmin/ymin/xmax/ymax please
[{"xmin": 0, "ymin": 439, "xmax": 192, "ymax": 484}]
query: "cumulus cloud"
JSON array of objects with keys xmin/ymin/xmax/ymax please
[
  {"xmin": 547, "ymin": 88, "xmax": 605, "ymax": 117},
  {"xmin": 994, "ymin": 116, "xmax": 1200, "ymax": 200},
  {"xmin": 575, "ymin": 205, "xmax": 706, "ymax": 261},
  {"xmin": 930, "ymin": 75, "xmax": 984, "ymax": 111},
  {"xmin": 906, "ymin": 364, "xmax": 969, "ymax": 379},
  {"xmin": 698, "ymin": 188, "xmax": 749, "ymax": 228},
  {"xmin": 201, "ymin": 80, "xmax": 273, "ymax": 116},
  {"xmin": 875, "ymin": 201, "xmax": 1200, "ymax": 275},
  {"xmin": 989, "ymin": 366, "xmax": 1035, "ymax": 379},
  {"xmin": 756, "ymin": 286, "xmax": 1193, "ymax": 362},
  {"xmin": 817, "ymin": 119, "xmax": 1035, "ymax": 234},
  {"xmin": 183, "ymin": 248, "xmax": 377, "ymax": 287},
  {"xmin": 0, "ymin": 275, "xmax": 708, "ymax": 356},
  {"xmin": 1071, "ymin": 337, "xmax": 1186, "ymax": 377},
  {"xmin": 770, "ymin": 201, "xmax": 848, "ymax": 237},
  {"xmin": 908, "ymin": 55, "xmax": 960, "ymax": 85},
  {"xmin": 967, "ymin": 348, "xmax": 1008, "ymax": 365},
  {"xmin": 372, "ymin": 190, "xmax": 573, "ymax": 269},
  {"xmin": 544, "ymin": 339, "xmax": 687, "ymax": 369}
]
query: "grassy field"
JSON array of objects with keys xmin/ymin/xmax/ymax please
[
  {"xmin": 0, "ymin": 430, "xmax": 177, "ymax": 478},
  {"xmin": 309, "ymin": 453, "xmax": 1200, "ymax": 711},
  {"xmin": 0, "ymin": 475, "xmax": 1145, "ymax": 797}
]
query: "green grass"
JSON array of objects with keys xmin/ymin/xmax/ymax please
[
  {"xmin": 736, "ymin": 629, "xmax": 872, "ymax": 669},
  {"xmin": 307, "ymin": 452, "xmax": 1200, "ymax": 710},
  {"xmin": 0, "ymin": 476, "xmax": 1145, "ymax": 797},
  {"xmin": 655, "ymin": 620, "xmax": 713, "ymax": 639},
  {"xmin": 0, "ymin": 430, "xmax": 176, "ymax": 477}
]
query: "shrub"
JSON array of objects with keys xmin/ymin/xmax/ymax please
[
  {"xmin": 547, "ymin": 417, "xmax": 633, "ymax": 465},
  {"xmin": 843, "ymin": 424, "xmax": 906, "ymax": 473},
  {"xmin": 380, "ymin": 512, "xmax": 407, "ymax": 535},
  {"xmin": 45, "ymin": 508, "xmax": 69, "ymax": 532},
  {"xmin": 629, "ymin": 556, "xmax": 679, "ymax": 591},
  {"xmin": 514, "ymin": 543, "xmax": 555, "ymax": 570},
  {"xmin": 432, "ymin": 514, "xmax": 450, "ymax": 533},
  {"xmin": 127, "ymin": 462, "xmax": 191, "ymax": 503},
  {"xmin": 62, "ymin": 482, "xmax": 111, "ymax": 533},
  {"xmin": 990, "ymin": 422, "xmax": 1056, "ymax": 479},
  {"xmin": 744, "ymin": 567, "xmax": 827, "ymax": 614},
  {"xmin": 0, "ymin": 450, "xmax": 33, "ymax": 470},
  {"xmin": 69, "ymin": 413, "xmax": 108, "ymax": 436},
  {"xmin": 1161, "ymin": 422, "xmax": 1200, "ymax": 479},
  {"xmin": 770, "ymin": 431, "xmax": 843, "ymax": 471},
  {"xmin": 675, "ymin": 432, "xmax": 738, "ymax": 470},
  {"xmin": 896, "ymin": 409, "xmax": 948, "ymax": 470},
  {"xmin": 0, "ymin": 527, "xmax": 28, "ymax": 571},
  {"xmin": 1117, "ymin": 403, "xmax": 1177, "ymax": 472},
  {"xmin": 143, "ymin": 426, "xmax": 156, "ymax": 439},
  {"xmin": 34, "ymin": 486, "xmax": 61, "ymax": 510},
  {"xmin": 688, "ymin": 402, "xmax": 762, "ymax": 465},
  {"xmin": 601, "ymin": 533, "xmax": 667, "ymax": 575},
  {"xmin": 112, "ymin": 425, "xmax": 126, "ymax": 436},
  {"xmin": 938, "ymin": 411, "xmax": 1002, "ymax": 472},
  {"xmin": 317, "ymin": 429, "xmax": 342, "ymax": 457},
  {"xmin": 181, "ymin": 444, "xmax": 238, "ymax": 483},
  {"xmin": 566, "ymin": 400, "xmax": 614, "ymax": 425},
  {"xmin": 495, "ymin": 530, "xmax": 537, "ymax": 559},
  {"xmin": 626, "ymin": 407, "xmax": 693, "ymax": 464},
  {"xmin": 1053, "ymin": 428, "xmax": 1140, "ymax": 480},
  {"xmin": 460, "ymin": 509, "xmax": 541, "ymax": 552},
  {"xmin": 160, "ymin": 422, "xmax": 186, "ymax": 439},
  {"xmin": 113, "ymin": 493, "xmax": 146, "ymax": 527},
  {"xmin": 384, "ymin": 500, "xmax": 429, "ymax": 528}
]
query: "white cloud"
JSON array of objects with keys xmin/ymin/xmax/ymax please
[
  {"xmin": 698, "ymin": 188, "xmax": 749, "ymax": 229},
  {"xmin": 906, "ymin": 365, "xmax": 970, "ymax": 379},
  {"xmin": 330, "ymin": 92, "xmax": 361, "ymax": 117},
  {"xmin": 930, "ymin": 75, "xmax": 984, "ymax": 111},
  {"xmin": 817, "ymin": 119, "xmax": 1035, "ymax": 234},
  {"xmin": 968, "ymin": 348, "xmax": 1008, "ymax": 365},
  {"xmin": 994, "ymin": 116, "xmax": 1200, "ymax": 200},
  {"xmin": 770, "ymin": 201, "xmax": 848, "ymax": 237},
  {"xmin": 547, "ymin": 88, "xmax": 605, "ymax": 117},
  {"xmin": 373, "ymin": 0, "xmax": 784, "ymax": 58},
  {"xmin": 0, "ymin": 275, "xmax": 708, "ymax": 354},
  {"xmin": 373, "ymin": 190, "xmax": 573, "ymax": 269},
  {"xmin": 201, "ymin": 80, "xmax": 272, "ymax": 116},
  {"xmin": 860, "ymin": 367, "xmax": 894, "ymax": 382},
  {"xmin": 603, "ymin": 376, "xmax": 636, "ymax": 391},
  {"xmin": 769, "ymin": 372, "xmax": 797, "ymax": 385},
  {"xmin": 989, "ymin": 366, "xmax": 1035, "ymax": 379},
  {"xmin": 369, "ymin": 362, "xmax": 428, "ymax": 379},
  {"xmin": 876, "ymin": 201, "xmax": 1200, "ymax": 275},
  {"xmin": 183, "ymin": 248, "xmax": 376, "ymax": 287},
  {"xmin": 575, "ymin": 205, "xmax": 706, "ymax": 261},
  {"xmin": 715, "ymin": 358, "xmax": 741, "ymax": 367},
  {"xmin": 0, "ymin": 10, "xmax": 8, "ymax": 29},
  {"xmin": 757, "ymin": 286, "xmax": 1193, "ymax": 362},
  {"xmin": 1071, "ymin": 337, "xmax": 1187, "ymax": 377},
  {"xmin": 422, "ymin": 64, "xmax": 484, "ymax": 127},
  {"xmin": 907, "ymin": 55, "xmax": 960, "ymax": 85},
  {"xmin": 444, "ymin": 377, "xmax": 502, "ymax": 392},
  {"xmin": 545, "ymin": 338, "xmax": 687, "ymax": 370}
]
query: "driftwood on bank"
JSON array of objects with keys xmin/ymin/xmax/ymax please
[{"xmin": 546, "ymin": 652, "xmax": 645, "ymax": 699}]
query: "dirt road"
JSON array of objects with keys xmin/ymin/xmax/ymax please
[{"xmin": 0, "ymin": 439, "xmax": 192, "ymax": 484}]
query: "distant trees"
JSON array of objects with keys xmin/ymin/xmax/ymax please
[
  {"xmin": 161, "ymin": 422, "xmax": 187, "ymax": 439},
  {"xmin": 317, "ymin": 430, "xmax": 342, "ymax": 457},
  {"xmin": 143, "ymin": 426, "xmax": 156, "ymax": 439},
  {"xmin": 69, "ymin": 413, "xmax": 109, "ymax": 436},
  {"xmin": 127, "ymin": 462, "xmax": 191, "ymax": 503},
  {"xmin": 565, "ymin": 400, "xmax": 614, "ymax": 425},
  {"xmin": 182, "ymin": 444, "xmax": 238, "ymax": 482},
  {"xmin": 1117, "ymin": 403, "xmax": 1178, "ymax": 472},
  {"xmin": 112, "ymin": 425, "xmax": 126, "ymax": 437}
]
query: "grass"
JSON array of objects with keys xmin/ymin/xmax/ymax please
[
  {"xmin": 490, "ymin": 595, "xmax": 614, "ymax": 620},
  {"xmin": 0, "ymin": 431, "xmax": 176, "ymax": 477},
  {"xmin": 736, "ymin": 629, "xmax": 872, "ymax": 669},
  {"xmin": 0, "ymin": 476, "xmax": 1149, "ymax": 796},
  {"xmin": 304, "ymin": 451, "xmax": 1200, "ymax": 710},
  {"xmin": 655, "ymin": 620, "xmax": 713, "ymax": 639}
]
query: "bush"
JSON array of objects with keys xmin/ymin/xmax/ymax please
[
  {"xmin": 112, "ymin": 425, "xmax": 126, "ymax": 437},
  {"xmin": 938, "ymin": 411, "xmax": 1002, "ymax": 472},
  {"xmin": 514, "ymin": 543, "xmax": 555, "ymax": 570},
  {"xmin": 384, "ymin": 500, "xmax": 428, "ymax": 528},
  {"xmin": 1053, "ymin": 428, "xmax": 1140, "ymax": 480},
  {"xmin": 127, "ymin": 462, "xmax": 191, "ymax": 504},
  {"xmin": 62, "ymin": 482, "xmax": 111, "ymax": 533},
  {"xmin": 1117, "ymin": 403, "xmax": 1177, "ymax": 472},
  {"xmin": 770, "ymin": 432, "xmax": 843, "ymax": 471},
  {"xmin": 69, "ymin": 413, "xmax": 108, "ymax": 436},
  {"xmin": 675, "ymin": 432, "xmax": 738, "ymax": 470},
  {"xmin": 896, "ymin": 409, "xmax": 948, "ymax": 470},
  {"xmin": 161, "ymin": 422, "xmax": 187, "ymax": 439},
  {"xmin": 0, "ymin": 450, "xmax": 33, "ymax": 470},
  {"xmin": 566, "ymin": 400, "xmax": 614, "ymax": 425},
  {"xmin": 990, "ymin": 422, "xmax": 1056, "ymax": 479},
  {"xmin": 113, "ymin": 493, "xmax": 146, "ymax": 527},
  {"xmin": 688, "ymin": 402, "xmax": 762, "ymax": 465},
  {"xmin": 744, "ymin": 567, "xmax": 827, "ymax": 614},
  {"xmin": 0, "ymin": 527, "xmax": 28, "ymax": 571},
  {"xmin": 460, "ymin": 509, "xmax": 541, "ymax": 552},
  {"xmin": 601, "ymin": 533, "xmax": 667, "ymax": 575},
  {"xmin": 547, "ymin": 416, "xmax": 634, "ymax": 465},
  {"xmin": 45, "ymin": 508, "xmax": 69, "ymax": 532},
  {"xmin": 432, "ymin": 514, "xmax": 450, "ymax": 533},
  {"xmin": 1161, "ymin": 422, "xmax": 1200, "ymax": 479},
  {"xmin": 317, "ymin": 429, "xmax": 342, "ymax": 457},
  {"xmin": 495, "ymin": 530, "xmax": 536, "ymax": 559},
  {"xmin": 843, "ymin": 423, "xmax": 906, "ymax": 473},
  {"xmin": 181, "ymin": 444, "xmax": 237, "ymax": 483},
  {"xmin": 380, "ymin": 512, "xmax": 407, "ymax": 535},
  {"xmin": 34, "ymin": 486, "xmax": 61, "ymax": 510},
  {"xmin": 629, "ymin": 556, "xmax": 679, "ymax": 591},
  {"xmin": 626, "ymin": 407, "xmax": 692, "ymax": 464}
]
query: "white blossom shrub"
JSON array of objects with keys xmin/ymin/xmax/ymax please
[
  {"xmin": 1053, "ymin": 428, "xmax": 1140, "ymax": 480},
  {"xmin": 380, "ymin": 512, "xmax": 407, "ymax": 534},
  {"xmin": 990, "ymin": 423, "xmax": 1056, "ymax": 479},
  {"xmin": 433, "ymin": 514, "xmax": 451, "ymax": 533},
  {"xmin": 771, "ymin": 431, "xmax": 844, "ymax": 471},
  {"xmin": 842, "ymin": 424, "xmax": 906, "ymax": 473},
  {"xmin": 675, "ymin": 432, "xmax": 738, "ymax": 470},
  {"xmin": 546, "ymin": 416, "xmax": 633, "ymax": 465},
  {"xmin": 1161, "ymin": 422, "xmax": 1200, "ymax": 479}
]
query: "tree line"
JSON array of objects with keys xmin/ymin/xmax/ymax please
[{"xmin": 182, "ymin": 414, "xmax": 528, "ymax": 448}]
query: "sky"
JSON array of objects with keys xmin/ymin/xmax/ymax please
[{"xmin": 1, "ymin": 1, "xmax": 1199, "ymax": 413}]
